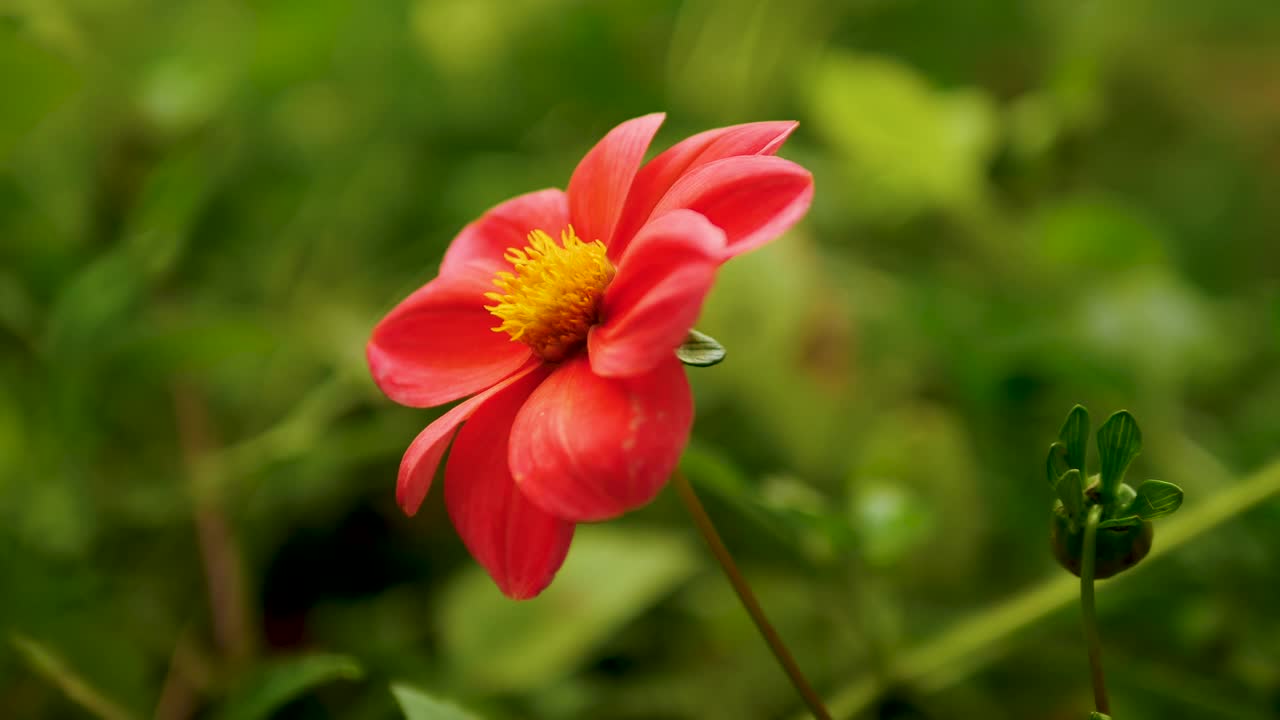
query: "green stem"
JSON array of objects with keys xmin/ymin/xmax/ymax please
[
  {"xmin": 1081, "ymin": 504, "xmax": 1111, "ymax": 715},
  {"xmin": 672, "ymin": 472, "xmax": 832, "ymax": 720}
]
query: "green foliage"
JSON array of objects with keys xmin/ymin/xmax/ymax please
[
  {"xmin": 809, "ymin": 51, "xmax": 997, "ymax": 218},
  {"xmin": 215, "ymin": 654, "xmax": 363, "ymax": 720},
  {"xmin": 437, "ymin": 526, "xmax": 698, "ymax": 693},
  {"xmin": 392, "ymin": 684, "xmax": 480, "ymax": 720}
]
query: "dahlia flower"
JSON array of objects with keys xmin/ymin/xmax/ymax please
[{"xmin": 368, "ymin": 113, "xmax": 812, "ymax": 598}]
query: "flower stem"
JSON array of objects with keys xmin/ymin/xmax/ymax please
[
  {"xmin": 672, "ymin": 472, "xmax": 832, "ymax": 720},
  {"xmin": 1081, "ymin": 504, "xmax": 1111, "ymax": 716}
]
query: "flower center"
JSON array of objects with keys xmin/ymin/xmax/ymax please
[{"xmin": 484, "ymin": 227, "xmax": 614, "ymax": 362}]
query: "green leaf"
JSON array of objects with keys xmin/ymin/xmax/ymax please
[
  {"xmin": 1090, "ymin": 713, "xmax": 1113, "ymax": 719},
  {"xmin": 1097, "ymin": 515, "xmax": 1142, "ymax": 530},
  {"xmin": 215, "ymin": 654, "xmax": 363, "ymax": 720},
  {"xmin": 1057, "ymin": 405, "xmax": 1090, "ymax": 473},
  {"xmin": 1046, "ymin": 442, "xmax": 1069, "ymax": 487},
  {"xmin": 1055, "ymin": 469, "xmax": 1084, "ymax": 520},
  {"xmin": 1096, "ymin": 410, "xmax": 1142, "ymax": 499},
  {"xmin": 1129, "ymin": 479, "xmax": 1185, "ymax": 520},
  {"xmin": 391, "ymin": 684, "xmax": 480, "ymax": 720},
  {"xmin": 675, "ymin": 329, "xmax": 725, "ymax": 367}
]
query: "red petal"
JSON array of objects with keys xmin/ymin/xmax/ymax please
[
  {"xmin": 440, "ymin": 189, "xmax": 570, "ymax": 276},
  {"xmin": 396, "ymin": 362, "xmax": 545, "ymax": 516},
  {"xmin": 650, "ymin": 155, "xmax": 814, "ymax": 259},
  {"xmin": 367, "ymin": 266, "xmax": 533, "ymax": 408},
  {"xmin": 610, "ymin": 121, "xmax": 798, "ymax": 258},
  {"xmin": 588, "ymin": 210, "xmax": 724, "ymax": 378},
  {"xmin": 567, "ymin": 113, "xmax": 665, "ymax": 247},
  {"xmin": 509, "ymin": 355, "xmax": 693, "ymax": 522},
  {"xmin": 444, "ymin": 366, "xmax": 573, "ymax": 600}
]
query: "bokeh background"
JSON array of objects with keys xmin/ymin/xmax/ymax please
[{"xmin": 3, "ymin": 0, "xmax": 1280, "ymax": 718}]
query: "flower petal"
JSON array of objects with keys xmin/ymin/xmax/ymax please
[
  {"xmin": 610, "ymin": 121, "xmax": 798, "ymax": 258},
  {"xmin": 445, "ymin": 366, "xmax": 573, "ymax": 600},
  {"xmin": 509, "ymin": 355, "xmax": 693, "ymax": 522},
  {"xmin": 650, "ymin": 155, "xmax": 814, "ymax": 259},
  {"xmin": 396, "ymin": 362, "xmax": 546, "ymax": 516},
  {"xmin": 367, "ymin": 265, "xmax": 533, "ymax": 408},
  {"xmin": 588, "ymin": 210, "xmax": 724, "ymax": 378},
  {"xmin": 567, "ymin": 113, "xmax": 665, "ymax": 248},
  {"xmin": 440, "ymin": 188, "xmax": 570, "ymax": 276}
]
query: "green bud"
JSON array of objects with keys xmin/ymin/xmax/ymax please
[{"xmin": 1050, "ymin": 502, "xmax": 1153, "ymax": 579}]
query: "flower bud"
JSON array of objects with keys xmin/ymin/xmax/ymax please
[{"xmin": 1050, "ymin": 503, "xmax": 1153, "ymax": 579}]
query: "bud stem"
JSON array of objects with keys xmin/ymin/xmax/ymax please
[
  {"xmin": 672, "ymin": 471, "xmax": 832, "ymax": 720},
  {"xmin": 1081, "ymin": 504, "xmax": 1112, "ymax": 715}
]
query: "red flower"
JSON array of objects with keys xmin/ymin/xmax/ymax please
[{"xmin": 367, "ymin": 114, "xmax": 813, "ymax": 598}]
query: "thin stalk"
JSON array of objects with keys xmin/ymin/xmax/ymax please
[
  {"xmin": 1081, "ymin": 504, "xmax": 1111, "ymax": 715},
  {"xmin": 672, "ymin": 472, "xmax": 832, "ymax": 720}
]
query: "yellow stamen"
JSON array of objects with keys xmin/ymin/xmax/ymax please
[{"xmin": 485, "ymin": 227, "xmax": 614, "ymax": 361}]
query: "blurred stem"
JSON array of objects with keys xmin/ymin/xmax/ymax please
[
  {"xmin": 173, "ymin": 383, "xmax": 256, "ymax": 666},
  {"xmin": 1080, "ymin": 504, "xmax": 1111, "ymax": 715},
  {"xmin": 672, "ymin": 472, "xmax": 832, "ymax": 720},
  {"xmin": 11, "ymin": 634, "xmax": 136, "ymax": 720}
]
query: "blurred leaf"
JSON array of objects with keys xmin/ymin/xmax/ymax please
[
  {"xmin": 1033, "ymin": 199, "xmax": 1168, "ymax": 274},
  {"xmin": 391, "ymin": 683, "xmax": 480, "ymax": 720},
  {"xmin": 1097, "ymin": 411, "xmax": 1142, "ymax": 500},
  {"xmin": 1072, "ymin": 269, "xmax": 1238, "ymax": 388},
  {"xmin": 1056, "ymin": 469, "xmax": 1084, "ymax": 521},
  {"xmin": 0, "ymin": 26, "xmax": 78, "ymax": 159},
  {"xmin": 43, "ymin": 248, "xmax": 146, "ymax": 364},
  {"xmin": 439, "ymin": 526, "xmax": 698, "ymax": 692},
  {"xmin": 680, "ymin": 445, "xmax": 840, "ymax": 562},
  {"xmin": 123, "ymin": 141, "xmax": 216, "ymax": 278},
  {"xmin": 676, "ymin": 329, "xmax": 726, "ymax": 367},
  {"xmin": 850, "ymin": 405, "xmax": 986, "ymax": 587},
  {"xmin": 215, "ymin": 654, "xmax": 363, "ymax": 720},
  {"xmin": 849, "ymin": 481, "xmax": 932, "ymax": 568},
  {"xmin": 1058, "ymin": 405, "xmax": 1090, "ymax": 473},
  {"xmin": 810, "ymin": 51, "xmax": 996, "ymax": 218},
  {"xmin": 1130, "ymin": 479, "xmax": 1185, "ymax": 521}
]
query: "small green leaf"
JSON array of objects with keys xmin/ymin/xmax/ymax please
[
  {"xmin": 1090, "ymin": 713, "xmax": 1113, "ymax": 719},
  {"xmin": 1056, "ymin": 469, "xmax": 1084, "ymax": 520},
  {"xmin": 1057, "ymin": 405, "xmax": 1090, "ymax": 473},
  {"xmin": 1129, "ymin": 479, "xmax": 1184, "ymax": 520},
  {"xmin": 1096, "ymin": 410, "xmax": 1142, "ymax": 499},
  {"xmin": 216, "ymin": 654, "xmax": 363, "ymax": 720},
  {"xmin": 392, "ymin": 684, "xmax": 480, "ymax": 720},
  {"xmin": 1046, "ymin": 442, "xmax": 1069, "ymax": 487},
  {"xmin": 675, "ymin": 329, "xmax": 725, "ymax": 367},
  {"xmin": 1097, "ymin": 515, "xmax": 1142, "ymax": 530}
]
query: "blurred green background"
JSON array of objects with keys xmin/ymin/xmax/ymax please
[{"xmin": 3, "ymin": 0, "xmax": 1280, "ymax": 718}]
